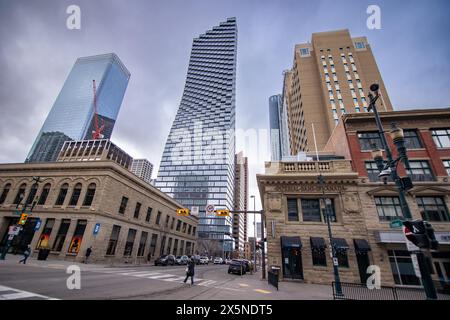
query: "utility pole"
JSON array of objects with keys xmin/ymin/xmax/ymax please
[{"xmin": 250, "ymin": 195, "xmax": 257, "ymax": 272}]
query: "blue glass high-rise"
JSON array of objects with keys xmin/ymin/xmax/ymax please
[
  {"xmin": 155, "ymin": 18, "xmax": 237, "ymax": 256},
  {"xmin": 26, "ymin": 53, "xmax": 130, "ymax": 162}
]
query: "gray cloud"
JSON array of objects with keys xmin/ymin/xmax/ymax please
[{"xmin": 1, "ymin": 0, "xmax": 449, "ymax": 216}]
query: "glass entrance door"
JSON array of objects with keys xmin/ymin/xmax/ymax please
[
  {"xmin": 282, "ymin": 247, "xmax": 303, "ymax": 279},
  {"xmin": 356, "ymin": 252, "xmax": 370, "ymax": 283}
]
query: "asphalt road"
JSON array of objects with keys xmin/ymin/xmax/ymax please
[{"xmin": 0, "ymin": 258, "xmax": 278, "ymax": 300}]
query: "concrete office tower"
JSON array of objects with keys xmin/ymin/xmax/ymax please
[
  {"xmin": 283, "ymin": 29, "xmax": 393, "ymax": 155},
  {"xmin": 233, "ymin": 152, "xmax": 248, "ymax": 253},
  {"xmin": 130, "ymin": 159, "xmax": 154, "ymax": 185},
  {"xmin": 155, "ymin": 18, "xmax": 238, "ymax": 255},
  {"xmin": 26, "ymin": 53, "xmax": 130, "ymax": 163},
  {"xmin": 269, "ymin": 93, "xmax": 291, "ymax": 161}
]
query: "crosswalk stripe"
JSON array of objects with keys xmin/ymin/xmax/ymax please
[
  {"xmin": 197, "ymin": 280, "xmax": 216, "ymax": 286},
  {"xmin": 120, "ymin": 270, "xmax": 159, "ymax": 276},
  {"xmin": 163, "ymin": 276, "xmax": 186, "ymax": 282},
  {"xmin": 0, "ymin": 285, "xmax": 58, "ymax": 300},
  {"xmin": 132, "ymin": 272, "xmax": 162, "ymax": 277},
  {"xmin": 147, "ymin": 274, "xmax": 177, "ymax": 279}
]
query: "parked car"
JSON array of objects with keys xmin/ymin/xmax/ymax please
[
  {"xmin": 213, "ymin": 257, "xmax": 223, "ymax": 264},
  {"xmin": 154, "ymin": 254, "xmax": 176, "ymax": 266},
  {"xmin": 199, "ymin": 256, "xmax": 209, "ymax": 264},
  {"xmin": 228, "ymin": 259, "xmax": 246, "ymax": 275},
  {"xmin": 241, "ymin": 259, "xmax": 253, "ymax": 272},
  {"xmin": 175, "ymin": 255, "xmax": 189, "ymax": 265},
  {"xmin": 225, "ymin": 259, "xmax": 232, "ymax": 265},
  {"xmin": 190, "ymin": 255, "xmax": 201, "ymax": 265}
]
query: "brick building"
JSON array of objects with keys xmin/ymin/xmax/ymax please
[
  {"xmin": 0, "ymin": 161, "xmax": 198, "ymax": 264},
  {"xmin": 258, "ymin": 108, "xmax": 450, "ymax": 289}
]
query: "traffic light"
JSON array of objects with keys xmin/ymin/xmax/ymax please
[
  {"xmin": 403, "ymin": 220, "xmax": 439, "ymax": 249},
  {"xmin": 216, "ymin": 209, "xmax": 229, "ymax": 216},
  {"xmin": 177, "ymin": 208, "xmax": 189, "ymax": 216},
  {"xmin": 424, "ymin": 221, "xmax": 439, "ymax": 251},
  {"xmin": 18, "ymin": 213, "xmax": 28, "ymax": 225}
]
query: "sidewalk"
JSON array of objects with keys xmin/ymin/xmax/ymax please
[{"xmin": 0, "ymin": 253, "xmax": 151, "ymax": 271}]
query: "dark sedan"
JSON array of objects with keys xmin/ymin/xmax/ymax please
[
  {"xmin": 228, "ymin": 259, "xmax": 246, "ymax": 275},
  {"xmin": 154, "ymin": 254, "xmax": 176, "ymax": 266}
]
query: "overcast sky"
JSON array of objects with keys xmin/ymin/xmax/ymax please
[{"xmin": 1, "ymin": 0, "xmax": 449, "ymax": 226}]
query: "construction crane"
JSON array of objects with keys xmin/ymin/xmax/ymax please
[{"xmin": 91, "ymin": 79, "xmax": 105, "ymax": 139}]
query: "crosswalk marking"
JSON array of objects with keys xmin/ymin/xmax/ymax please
[
  {"xmin": 197, "ymin": 280, "xmax": 216, "ymax": 286},
  {"xmin": 0, "ymin": 285, "xmax": 58, "ymax": 300},
  {"xmin": 147, "ymin": 274, "xmax": 177, "ymax": 279}
]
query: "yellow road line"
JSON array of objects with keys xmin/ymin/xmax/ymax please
[{"xmin": 254, "ymin": 289, "xmax": 271, "ymax": 294}]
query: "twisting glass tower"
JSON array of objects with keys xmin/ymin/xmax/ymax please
[{"xmin": 155, "ymin": 18, "xmax": 237, "ymax": 255}]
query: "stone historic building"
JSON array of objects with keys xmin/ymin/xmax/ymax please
[
  {"xmin": 0, "ymin": 161, "xmax": 198, "ymax": 264},
  {"xmin": 258, "ymin": 108, "xmax": 450, "ymax": 289}
]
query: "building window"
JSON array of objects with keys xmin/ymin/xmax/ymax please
[
  {"xmin": 416, "ymin": 197, "xmax": 450, "ymax": 222},
  {"xmin": 388, "ymin": 250, "xmax": 421, "ymax": 286},
  {"xmin": 137, "ymin": 231, "xmax": 148, "ymax": 257},
  {"xmin": 134, "ymin": 202, "xmax": 142, "ymax": 219},
  {"xmin": 336, "ymin": 250, "xmax": 349, "ymax": 268},
  {"xmin": 156, "ymin": 211, "xmax": 162, "ymax": 225},
  {"xmin": 82, "ymin": 183, "xmax": 96, "ymax": 206},
  {"xmin": 118, "ymin": 196, "xmax": 128, "ymax": 214},
  {"xmin": 52, "ymin": 219, "xmax": 71, "ymax": 252},
  {"xmin": 365, "ymin": 161, "xmax": 384, "ymax": 182},
  {"xmin": 38, "ymin": 183, "xmax": 51, "ymax": 205},
  {"xmin": 375, "ymin": 197, "xmax": 403, "ymax": 221},
  {"xmin": 182, "ymin": 222, "xmax": 187, "ymax": 233},
  {"xmin": 171, "ymin": 217, "xmax": 175, "ymax": 229},
  {"xmin": 358, "ymin": 131, "xmax": 383, "ymax": 151},
  {"xmin": 36, "ymin": 218, "xmax": 55, "ymax": 249},
  {"xmin": 165, "ymin": 215, "xmax": 170, "ymax": 228},
  {"xmin": 287, "ymin": 198, "xmax": 299, "ymax": 221},
  {"xmin": 311, "ymin": 238, "xmax": 327, "ymax": 266},
  {"xmin": 68, "ymin": 220, "xmax": 87, "ymax": 254},
  {"xmin": 149, "ymin": 234, "xmax": 158, "ymax": 257},
  {"xmin": 167, "ymin": 238, "xmax": 173, "ymax": 255},
  {"xmin": 176, "ymin": 220, "xmax": 182, "ymax": 231},
  {"xmin": 0, "ymin": 183, "xmax": 11, "ymax": 204},
  {"xmin": 13, "ymin": 183, "xmax": 27, "ymax": 205},
  {"xmin": 173, "ymin": 239, "xmax": 178, "ymax": 255},
  {"xmin": 301, "ymin": 199, "xmax": 321, "ymax": 222},
  {"xmin": 124, "ymin": 228, "xmax": 137, "ymax": 256},
  {"xmin": 300, "ymin": 48, "xmax": 310, "ymax": 57},
  {"xmin": 355, "ymin": 41, "xmax": 365, "ymax": 49},
  {"xmin": 403, "ymin": 130, "xmax": 423, "ymax": 149},
  {"xmin": 55, "ymin": 183, "xmax": 69, "ymax": 206},
  {"xmin": 192, "ymin": 227, "xmax": 196, "ymax": 236},
  {"xmin": 188, "ymin": 225, "xmax": 192, "ymax": 235},
  {"xmin": 443, "ymin": 160, "xmax": 450, "ymax": 176},
  {"xmin": 406, "ymin": 160, "xmax": 434, "ymax": 181},
  {"xmin": 145, "ymin": 207, "xmax": 153, "ymax": 222},
  {"xmin": 106, "ymin": 225, "xmax": 121, "ymax": 255},
  {"xmin": 431, "ymin": 129, "xmax": 450, "ymax": 148},
  {"xmin": 68, "ymin": 183, "xmax": 82, "ymax": 206}
]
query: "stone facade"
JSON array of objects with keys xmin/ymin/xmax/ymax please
[{"xmin": 0, "ymin": 161, "xmax": 198, "ymax": 264}]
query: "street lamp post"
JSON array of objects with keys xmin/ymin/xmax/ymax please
[
  {"xmin": 250, "ymin": 195, "xmax": 257, "ymax": 273},
  {"xmin": 368, "ymin": 83, "xmax": 437, "ymax": 300},
  {"xmin": 318, "ymin": 174, "xmax": 342, "ymax": 296}
]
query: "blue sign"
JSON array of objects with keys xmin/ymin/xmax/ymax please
[
  {"xmin": 34, "ymin": 219, "xmax": 41, "ymax": 231},
  {"xmin": 93, "ymin": 223, "xmax": 101, "ymax": 235}
]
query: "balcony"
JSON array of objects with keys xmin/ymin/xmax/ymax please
[{"xmin": 264, "ymin": 160, "xmax": 355, "ymax": 175}]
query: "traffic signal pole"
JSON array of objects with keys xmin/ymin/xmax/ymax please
[{"xmin": 416, "ymin": 251, "xmax": 437, "ymax": 300}]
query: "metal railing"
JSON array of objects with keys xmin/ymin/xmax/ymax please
[{"xmin": 332, "ymin": 282, "xmax": 450, "ymax": 300}]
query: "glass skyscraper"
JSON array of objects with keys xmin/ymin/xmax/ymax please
[
  {"xmin": 155, "ymin": 18, "xmax": 237, "ymax": 255},
  {"xmin": 26, "ymin": 53, "xmax": 130, "ymax": 162}
]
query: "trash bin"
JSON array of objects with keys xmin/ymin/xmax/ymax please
[{"xmin": 37, "ymin": 248, "xmax": 50, "ymax": 261}]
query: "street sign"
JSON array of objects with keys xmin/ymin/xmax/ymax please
[
  {"xmin": 410, "ymin": 253, "xmax": 422, "ymax": 278},
  {"xmin": 8, "ymin": 226, "xmax": 20, "ymax": 236},
  {"xmin": 403, "ymin": 226, "xmax": 420, "ymax": 251},
  {"xmin": 205, "ymin": 204, "xmax": 215, "ymax": 214},
  {"xmin": 191, "ymin": 206, "xmax": 199, "ymax": 217},
  {"xmin": 333, "ymin": 257, "xmax": 339, "ymax": 266},
  {"xmin": 93, "ymin": 223, "xmax": 101, "ymax": 235},
  {"xmin": 389, "ymin": 219, "xmax": 403, "ymax": 229},
  {"xmin": 34, "ymin": 219, "xmax": 42, "ymax": 231}
]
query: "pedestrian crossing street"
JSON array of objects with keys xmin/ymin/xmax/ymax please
[
  {"xmin": 88, "ymin": 268, "xmax": 241, "ymax": 291},
  {"xmin": 0, "ymin": 285, "xmax": 58, "ymax": 300}
]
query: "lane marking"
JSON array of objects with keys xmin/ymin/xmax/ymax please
[
  {"xmin": 0, "ymin": 285, "xmax": 59, "ymax": 300},
  {"xmin": 254, "ymin": 289, "xmax": 271, "ymax": 294},
  {"xmin": 239, "ymin": 283, "xmax": 249, "ymax": 287}
]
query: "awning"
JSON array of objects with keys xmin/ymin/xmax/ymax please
[
  {"xmin": 310, "ymin": 237, "xmax": 326, "ymax": 250},
  {"xmin": 354, "ymin": 239, "xmax": 371, "ymax": 253},
  {"xmin": 281, "ymin": 236, "xmax": 302, "ymax": 248},
  {"xmin": 331, "ymin": 238, "xmax": 349, "ymax": 250}
]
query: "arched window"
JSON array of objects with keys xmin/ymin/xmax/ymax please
[
  {"xmin": 38, "ymin": 183, "xmax": 51, "ymax": 205},
  {"xmin": 69, "ymin": 183, "xmax": 82, "ymax": 206},
  {"xmin": 55, "ymin": 183, "xmax": 69, "ymax": 206},
  {"xmin": 13, "ymin": 183, "xmax": 27, "ymax": 205},
  {"xmin": 82, "ymin": 183, "xmax": 96, "ymax": 206},
  {"xmin": 0, "ymin": 183, "xmax": 11, "ymax": 204}
]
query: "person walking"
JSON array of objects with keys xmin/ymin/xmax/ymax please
[
  {"xmin": 84, "ymin": 246, "xmax": 92, "ymax": 264},
  {"xmin": 19, "ymin": 245, "xmax": 31, "ymax": 264},
  {"xmin": 183, "ymin": 257, "xmax": 195, "ymax": 285}
]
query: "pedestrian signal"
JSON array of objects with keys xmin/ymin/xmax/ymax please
[
  {"xmin": 19, "ymin": 213, "xmax": 28, "ymax": 225},
  {"xmin": 177, "ymin": 208, "xmax": 189, "ymax": 216},
  {"xmin": 216, "ymin": 209, "xmax": 229, "ymax": 216}
]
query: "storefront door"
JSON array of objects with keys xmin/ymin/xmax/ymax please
[
  {"xmin": 282, "ymin": 247, "xmax": 303, "ymax": 279},
  {"xmin": 356, "ymin": 252, "xmax": 370, "ymax": 284}
]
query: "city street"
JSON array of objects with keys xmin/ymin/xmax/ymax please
[{"xmin": 0, "ymin": 255, "xmax": 332, "ymax": 300}]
